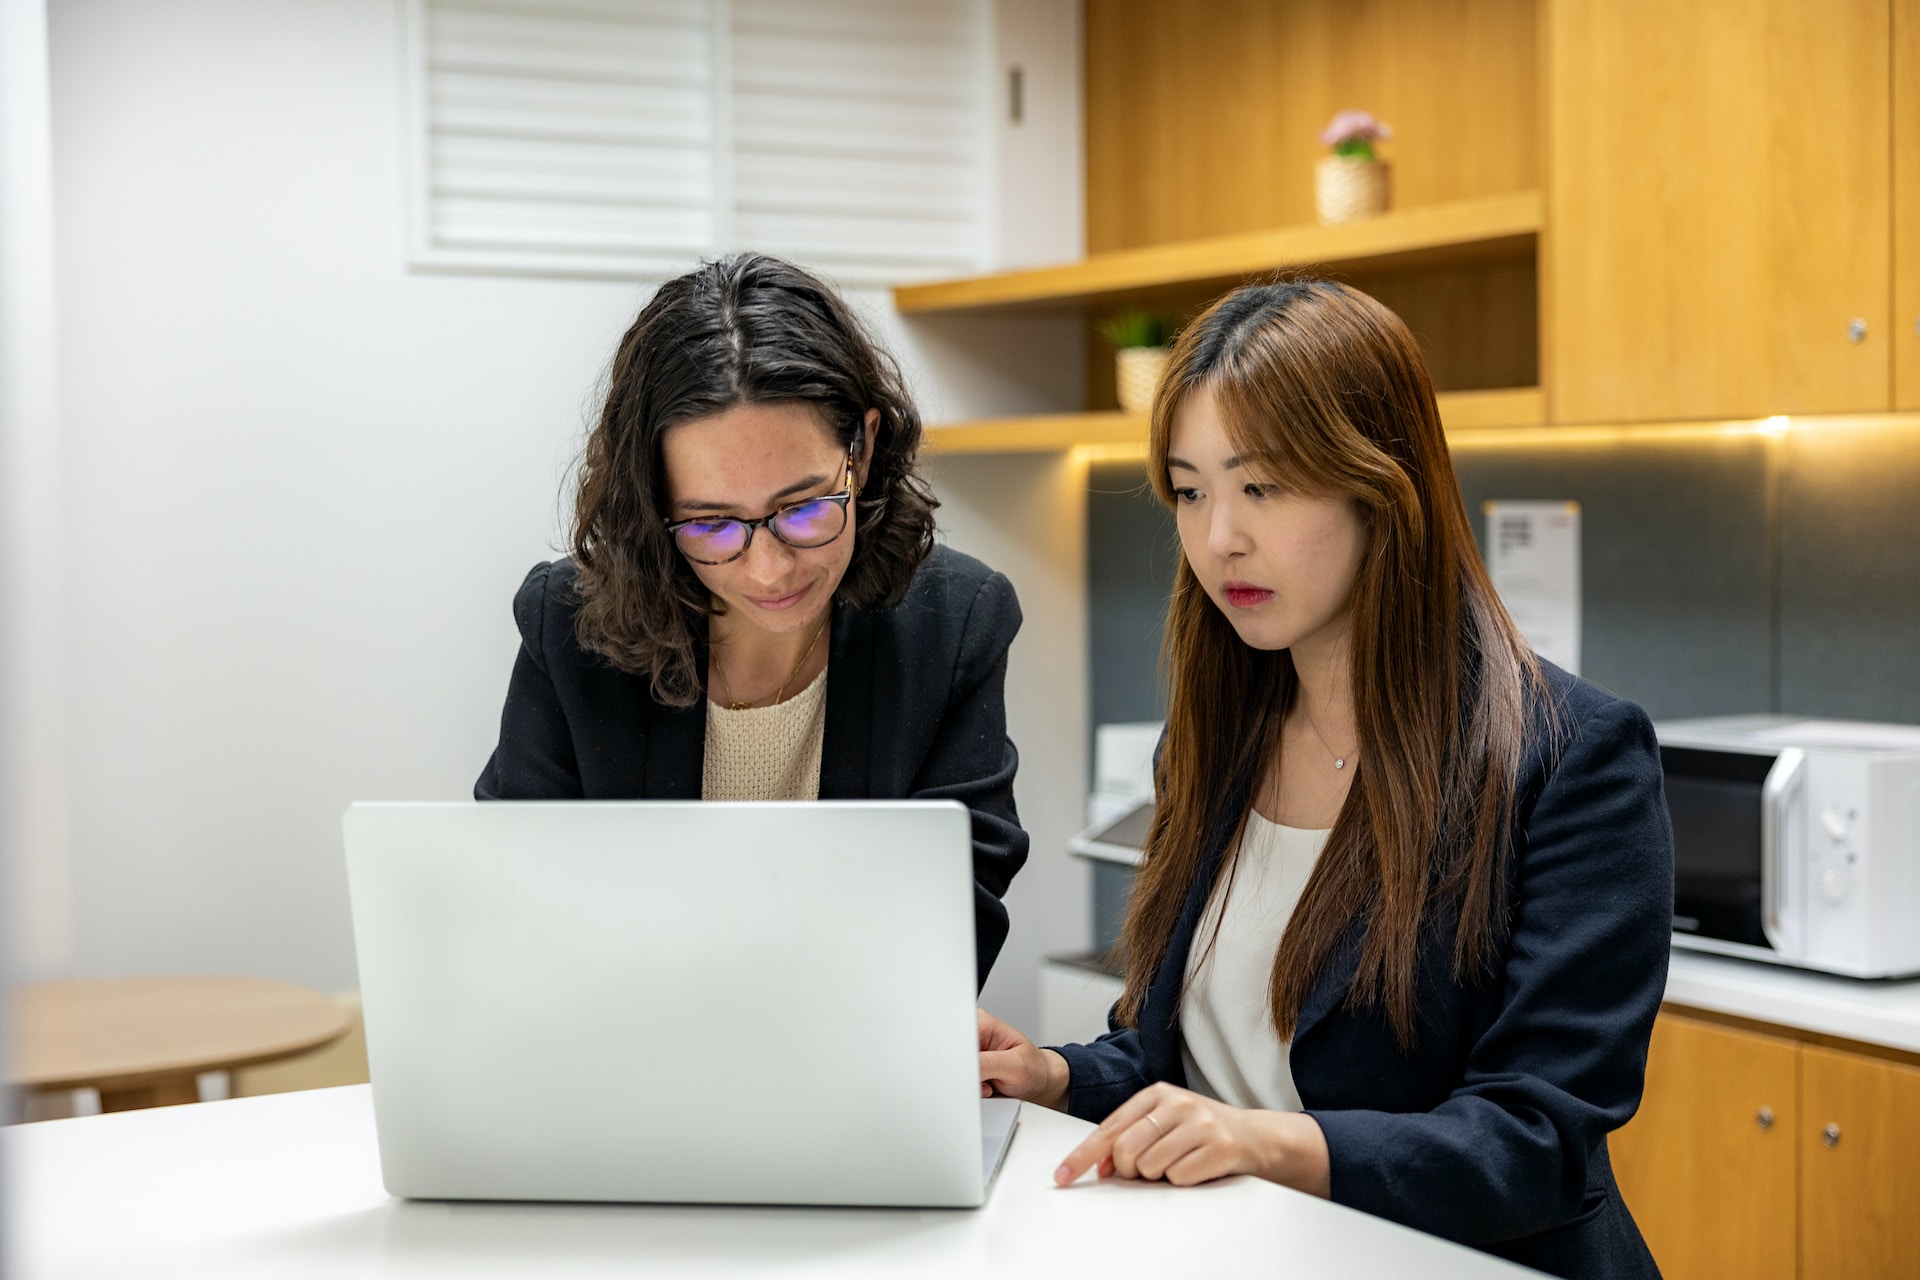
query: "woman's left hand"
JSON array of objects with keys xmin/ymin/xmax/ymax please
[{"xmin": 1052, "ymin": 1082, "xmax": 1331, "ymax": 1196}]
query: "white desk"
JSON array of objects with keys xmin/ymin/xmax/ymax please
[{"xmin": 6, "ymin": 1084, "xmax": 1536, "ymax": 1278}]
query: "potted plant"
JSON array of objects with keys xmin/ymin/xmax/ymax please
[
  {"xmin": 1096, "ymin": 311, "xmax": 1176, "ymax": 415},
  {"xmin": 1315, "ymin": 109, "xmax": 1392, "ymax": 224}
]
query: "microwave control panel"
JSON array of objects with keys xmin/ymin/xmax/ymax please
[{"xmin": 1802, "ymin": 756, "xmax": 1868, "ymax": 966}]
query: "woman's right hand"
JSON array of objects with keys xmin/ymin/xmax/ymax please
[{"xmin": 978, "ymin": 1008, "xmax": 1072, "ymax": 1111}]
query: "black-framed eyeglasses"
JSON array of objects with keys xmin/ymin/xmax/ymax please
[{"xmin": 664, "ymin": 455, "xmax": 857, "ymax": 565}]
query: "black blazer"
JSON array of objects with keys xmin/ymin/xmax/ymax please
[
  {"xmin": 474, "ymin": 543, "xmax": 1030, "ymax": 989},
  {"xmin": 1055, "ymin": 662, "xmax": 1673, "ymax": 1280}
]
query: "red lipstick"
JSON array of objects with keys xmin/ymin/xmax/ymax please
[{"xmin": 1223, "ymin": 581, "xmax": 1274, "ymax": 609}]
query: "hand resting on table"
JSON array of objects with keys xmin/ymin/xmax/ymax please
[{"xmin": 976, "ymin": 1008, "xmax": 1331, "ymax": 1196}]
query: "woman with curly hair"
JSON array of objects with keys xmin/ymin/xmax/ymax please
[
  {"xmin": 476, "ymin": 253, "xmax": 1028, "ymax": 987},
  {"xmin": 978, "ymin": 279, "xmax": 1671, "ymax": 1278}
]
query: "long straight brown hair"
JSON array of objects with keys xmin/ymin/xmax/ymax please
[{"xmin": 1118, "ymin": 279, "xmax": 1546, "ymax": 1050}]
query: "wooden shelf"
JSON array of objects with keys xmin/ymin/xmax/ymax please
[
  {"xmin": 895, "ymin": 192, "xmax": 1541, "ymax": 316},
  {"xmin": 923, "ymin": 388, "xmax": 1545, "ymax": 456}
]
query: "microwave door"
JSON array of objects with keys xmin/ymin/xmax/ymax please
[{"xmin": 1663, "ymin": 745, "xmax": 1779, "ymax": 952}]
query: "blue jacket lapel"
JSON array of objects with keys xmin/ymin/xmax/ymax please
[
  {"xmin": 1293, "ymin": 919, "xmax": 1364, "ymax": 1044},
  {"xmin": 1143, "ymin": 770, "xmax": 1253, "ymax": 1073}
]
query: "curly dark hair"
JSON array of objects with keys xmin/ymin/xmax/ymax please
[{"xmin": 569, "ymin": 253, "xmax": 939, "ymax": 707}]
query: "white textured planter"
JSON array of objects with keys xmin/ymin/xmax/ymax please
[
  {"xmin": 1114, "ymin": 346, "xmax": 1172, "ymax": 415},
  {"xmin": 1315, "ymin": 156, "xmax": 1391, "ymax": 224}
]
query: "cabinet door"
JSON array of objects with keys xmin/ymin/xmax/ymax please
[
  {"xmin": 1609, "ymin": 1013, "xmax": 1798, "ymax": 1280},
  {"xmin": 1548, "ymin": 0, "xmax": 1891, "ymax": 423},
  {"xmin": 1800, "ymin": 1046, "xmax": 1920, "ymax": 1279},
  {"xmin": 1897, "ymin": 0, "xmax": 1920, "ymax": 408}
]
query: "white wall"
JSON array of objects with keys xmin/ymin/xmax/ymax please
[
  {"xmin": 49, "ymin": 0, "xmax": 647, "ymax": 987},
  {"xmin": 42, "ymin": 0, "xmax": 1086, "ymax": 1036},
  {"xmin": 878, "ymin": 0, "xmax": 1090, "ymax": 1036},
  {"xmin": 990, "ymin": 0, "xmax": 1083, "ymax": 272},
  {"xmin": 3, "ymin": 0, "xmax": 70, "ymax": 984},
  {"xmin": 3, "ymin": 0, "xmax": 60, "ymax": 1183},
  {"xmin": 927, "ymin": 451, "xmax": 1087, "ymax": 1037}
]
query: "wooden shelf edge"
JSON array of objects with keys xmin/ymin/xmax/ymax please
[
  {"xmin": 924, "ymin": 389, "xmax": 1544, "ymax": 456},
  {"xmin": 895, "ymin": 191, "xmax": 1542, "ymax": 316},
  {"xmin": 1435, "ymin": 387, "xmax": 1545, "ymax": 430},
  {"xmin": 922, "ymin": 413, "xmax": 1148, "ymax": 455}
]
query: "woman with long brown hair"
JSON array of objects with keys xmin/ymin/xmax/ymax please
[
  {"xmin": 979, "ymin": 279, "xmax": 1671, "ymax": 1278},
  {"xmin": 476, "ymin": 253, "xmax": 1027, "ymax": 987}
]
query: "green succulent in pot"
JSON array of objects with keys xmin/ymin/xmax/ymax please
[{"xmin": 1095, "ymin": 310, "xmax": 1177, "ymax": 351}]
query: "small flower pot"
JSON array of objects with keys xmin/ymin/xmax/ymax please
[
  {"xmin": 1315, "ymin": 156, "xmax": 1391, "ymax": 224},
  {"xmin": 1114, "ymin": 347, "xmax": 1172, "ymax": 415}
]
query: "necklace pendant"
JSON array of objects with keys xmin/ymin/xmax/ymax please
[{"xmin": 1334, "ymin": 757, "xmax": 1346, "ymax": 769}]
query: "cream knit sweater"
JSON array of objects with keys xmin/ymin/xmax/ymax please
[{"xmin": 701, "ymin": 665, "xmax": 828, "ymax": 801}]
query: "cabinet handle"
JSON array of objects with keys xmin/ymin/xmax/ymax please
[
  {"xmin": 1848, "ymin": 318, "xmax": 1868, "ymax": 343},
  {"xmin": 1756, "ymin": 1107, "xmax": 1775, "ymax": 1130},
  {"xmin": 1822, "ymin": 1123, "xmax": 1841, "ymax": 1148}
]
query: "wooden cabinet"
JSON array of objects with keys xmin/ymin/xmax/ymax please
[
  {"xmin": 1612, "ymin": 1010, "xmax": 1920, "ymax": 1280},
  {"xmin": 1082, "ymin": 0, "xmax": 1539, "ymax": 253},
  {"xmin": 1078, "ymin": 0, "xmax": 1543, "ymax": 408},
  {"xmin": 899, "ymin": 0, "xmax": 1550, "ymax": 452},
  {"xmin": 1897, "ymin": 0, "xmax": 1920, "ymax": 409},
  {"xmin": 908, "ymin": 0, "xmax": 1920, "ymax": 447},
  {"xmin": 1800, "ymin": 1046, "xmax": 1920, "ymax": 1278},
  {"xmin": 1547, "ymin": 0, "xmax": 1893, "ymax": 423},
  {"xmin": 1611, "ymin": 1015, "xmax": 1798, "ymax": 1280}
]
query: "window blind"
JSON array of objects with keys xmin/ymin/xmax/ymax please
[
  {"xmin": 729, "ymin": 0, "xmax": 988, "ymax": 284},
  {"xmin": 409, "ymin": 0, "xmax": 718, "ymax": 277},
  {"xmin": 404, "ymin": 0, "xmax": 988, "ymax": 285}
]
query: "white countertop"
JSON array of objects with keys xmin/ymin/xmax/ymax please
[
  {"xmin": 4, "ymin": 1084, "xmax": 1536, "ymax": 1279},
  {"xmin": 1665, "ymin": 949, "xmax": 1920, "ymax": 1055}
]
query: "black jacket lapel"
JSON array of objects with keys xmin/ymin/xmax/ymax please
[
  {"xmin": 819, "ymin": 604, "xmax": 873, "ymax": 800},
  {"xmin": 643, "ymin": 644, "xmax": 707, "ymax": 799}
]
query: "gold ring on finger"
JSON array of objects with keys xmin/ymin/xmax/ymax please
[{"xmin": 1144, "ymin": 1113, "xmax": 1166, "ymax": 1138}]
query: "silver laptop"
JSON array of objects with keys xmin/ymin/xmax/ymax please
[{"xmin": 343, "ymin": 800, "xmax": 1018, "ymax": 1208}]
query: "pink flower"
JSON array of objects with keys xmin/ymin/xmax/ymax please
[{"xmin": 1321, "ymin": 109, "xmax": 1392, "ymax": 149}]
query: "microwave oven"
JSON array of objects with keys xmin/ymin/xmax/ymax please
[{"xmin": 1653, "ymin": 716, "xmax": 1920, "ymax": 979}]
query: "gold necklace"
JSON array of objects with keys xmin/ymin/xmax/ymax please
[{"xmin": 712, "ymin": 614, "xmax": 829, "ymax": 711}]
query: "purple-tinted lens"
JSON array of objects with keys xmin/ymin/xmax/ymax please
[
  {"xmin": 770, "ymin": 498, "xmax": 845, "ymax": 547},
  {"xmin": 674, "ymin": 519, "xmax": 749, "ymax": 561}
]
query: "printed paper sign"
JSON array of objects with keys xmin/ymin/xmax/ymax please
[{"xmin": 1483, "ymin": 501, "xmax": 1581, "ymax": 675}]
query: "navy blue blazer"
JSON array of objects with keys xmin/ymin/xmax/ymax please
[
  {"xmin": 474, "ymin": 543, "xmax": 1030, "ymax": 990},
  {"xmin": 1054, "ymin": 663, "xmax": 1673, "ymax": 1280}
]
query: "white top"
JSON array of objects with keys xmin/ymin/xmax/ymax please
[
  {"xmin": 701, "ymin": 665, "xmax": 828, "ymax": 801},
  {"xmin": 4, "ymin": 1084, "xmax": 1538, "ymax": 1278},
  {"xmin": 1180, "ymin": 811, "xmax": 1330, "ymax": 1112}
]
